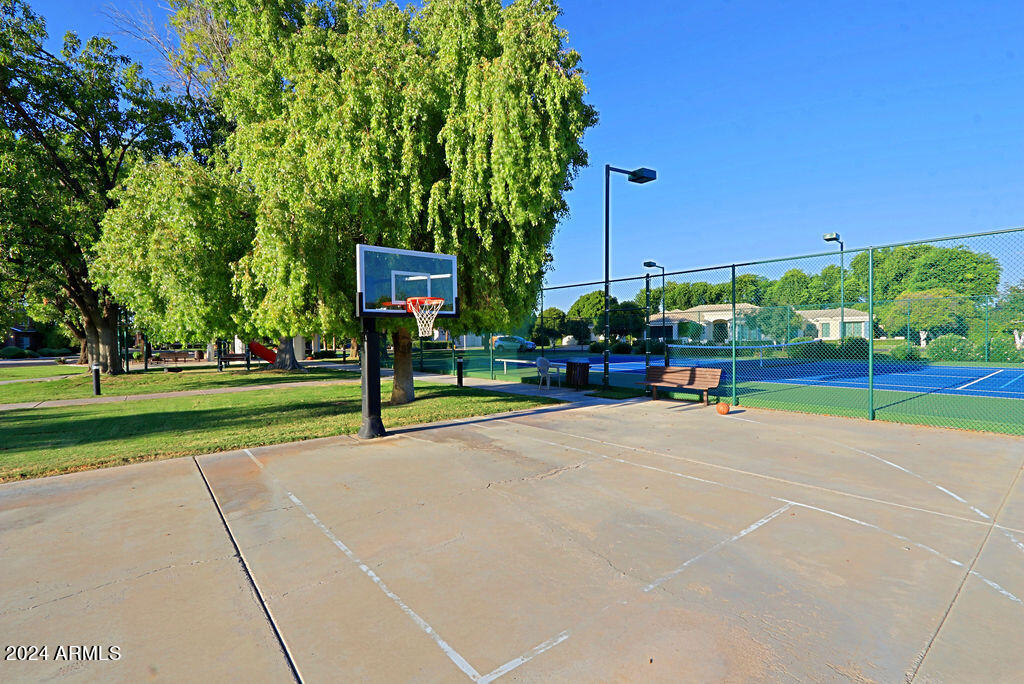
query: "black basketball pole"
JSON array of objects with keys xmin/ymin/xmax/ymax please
[{"xmin": 359, "ymin": 317, "xmax": 386, "ymax": 438}]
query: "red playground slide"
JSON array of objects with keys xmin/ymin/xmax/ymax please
[{"xmin": 248, "ymin": 341, "xmax": 277, "ymax": 364}]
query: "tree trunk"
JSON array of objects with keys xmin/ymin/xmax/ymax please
[
  {"xmin": 77, "ymin": 339, "xmax": 88, "ymax": 365},
  {"xmin": 97, "ymin": 308, "xmax": 121, "ymax": 374},
  {"xmin": 1014, "ymin": 329, "xmax": 1023, "ymax": 351},
  {"xmin": 273, "ymin": 335, "xmax": 302, "ymax": 370},
  {"xmin": 391, "ymin": 328, "xmax": 415, "ymax": 404}
]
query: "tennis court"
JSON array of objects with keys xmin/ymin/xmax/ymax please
[
  {"xmin": 4, "ymin": 396, "xmax": 1022, "ymax": 681},
  {"xmin": 542, "ymin": 351, "xmax": 1024, "ymax": 400}
]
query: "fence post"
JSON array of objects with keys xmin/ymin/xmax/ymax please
[
  {"xmin": 984, "ymin": 300, "xmax": 990, "ymax": 362},
  {"xmin": 731, "ymin": 265, "xmax": 737, "ymax": 405},
  {"xmin": 539, "ymin": 288, "xmax": 545, "ymax": 358},
  {"xmin": 868, "ymin": 248, "xmax": 875, "ymax": 420},
  {"xmin": 645, "ymin": 274, "xmax": 651, "ymax": 369},
  {"xmin": 906, "ymin": 300, "xmax": 911, "ymax": 350}
]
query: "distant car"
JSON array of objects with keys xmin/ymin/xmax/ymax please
[{"xmin": 493, "ymin": 335, "xmax": 536, "ymax": 352}]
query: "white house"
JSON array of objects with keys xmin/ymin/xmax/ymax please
[
  {"xmin": 646, "ymin": 303, "xmax": 872, "ymax": 343},
  {"xmin": 796, "ymin": 308, "xmax": 871, "ymax": 341}
]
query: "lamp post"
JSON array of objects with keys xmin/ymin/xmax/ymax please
[
  {"xmin": 604, "ymin": 165, "xmax": 657, "ymax": 389},
  {"xmin": 824, "ymin": 233, "xmax": 845, "ymax": 341},
  {"xmin": 644, "ymin": 260, "xmax": 666, "ymax": 345}
]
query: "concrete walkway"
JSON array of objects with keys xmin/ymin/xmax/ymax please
[{"xmin": 2, "ymin": 400, "xmax": 1021, "ymax": 681}]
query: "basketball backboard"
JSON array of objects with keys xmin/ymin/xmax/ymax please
[{"xmin": 356, "ymin": 244, "xmax": 458, "ymax": 318}]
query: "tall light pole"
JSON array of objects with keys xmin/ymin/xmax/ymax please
[
  {"xmin": 644, "ymin": 260, "xmax": 666, "ymax": 351},
  {"xmin": 824, "ymin": 232, "xmax": 844, "ymax": 341},
  {"xmin": 604, "ymin": 165, "xmax": 657, "ymax": 389}
]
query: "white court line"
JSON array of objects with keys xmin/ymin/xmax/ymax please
[
  {"xmin": 481, "ymin": 421, "xmax": 1023, "ymax": 606},
  {"xmin": 477, "ymin": 631, "xmax": 571, "ymax": 684},
  {"xmin": 643, "ymin": 504, "xmax": 792, "ymax": 592},
  {"xmin": 243, "ymin": 449, "xmax": 571, "ymax": 682},
  {"xmin": 242, "ymin": 450, "xmax": 481, "ymax": 681},
  {"xmin": 956, "ymin": 369, "xmax": 1003, "ymax": 390}
]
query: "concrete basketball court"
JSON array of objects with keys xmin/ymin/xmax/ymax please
[{"xmin": 2, "ymin": 398, "xmax": 1023, "ymax": 682}]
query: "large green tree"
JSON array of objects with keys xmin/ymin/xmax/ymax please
[
  {"xmin": 179, "ymin": 0, "xmax": 596, "ymax": 400},
  {"xmin": 95, "ymin": 156, "xmax": 256, "ymax": 344},
  {"xmin": 878, "ymin": 288, "xmax": 975, "ymax": 342},
  {"xmin": 0, "ymin": 0, "xmax": 180, "ymax": 372}
]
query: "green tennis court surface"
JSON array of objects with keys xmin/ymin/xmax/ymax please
[{"xmin": 3, "ymin": 400, "xmax": 1022, "ymax": 680}]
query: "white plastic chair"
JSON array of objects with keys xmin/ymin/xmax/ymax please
[{"xmin": 536, "ymin": 356, "xmax": 552, "ymax": 390}]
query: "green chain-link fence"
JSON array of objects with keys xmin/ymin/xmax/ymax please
[{"xmin": 405, "ymin": 227, "xmax": 1024, "ymax": 435}]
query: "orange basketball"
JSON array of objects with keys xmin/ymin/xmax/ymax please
[{"xmin": 716, "ymin": 402, "xmax": 731, "ymax": 415}]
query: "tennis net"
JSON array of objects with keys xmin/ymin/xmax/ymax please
[{"xmin": 667, "ymin": 339, "xmax": 822, "ymax": 369}]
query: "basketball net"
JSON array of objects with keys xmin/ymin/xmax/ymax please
[{"xmin": 407, "ymin": 297, "xmax": 445, "ymax": 338}]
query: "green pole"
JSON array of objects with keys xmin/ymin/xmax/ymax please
[
  {"xmin": 419, "ymin": 337, "xmax": 424, "ymax": 372},
  {"xmin": 645, "ymin": 274, "xmax": 651, "ymax": 370},
  {"xmin": 489, "ymin": 332, "xmax": 494, "ymax": 379},
  {"xmin": 984, "ymin": 300, "xmax": 990, "ymax": 362},
  {"xmin": 868, "ymin": 248, "xmax": 875, "ymax": 420},
  {"xmin": 906, "ymin": 300, "xmax": 911, "ymax": 350},
  {"xmin": 731, "ymin": 265, "xmax": 737, "ymax": 405}
]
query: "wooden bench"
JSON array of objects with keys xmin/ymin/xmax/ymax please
[
  {"xmin": 638, "ymin": 366, "xmax": 722, "ymax": 404},
  {"xmin": 154, "ymin": 350, "xmax": 190, "ymax": 364}
]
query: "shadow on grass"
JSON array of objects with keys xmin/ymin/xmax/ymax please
[{"xmin": 0, "ymin": 383, "xmax": 561, "ymax": 458}]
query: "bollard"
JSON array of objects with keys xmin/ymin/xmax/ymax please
[
  {"xmin": 456, "ymin": 356, "xmax": 464, "ymax": 387},
  {"xmin": 92, "ymin": 364, "xmax": 101, "ymax": 396}
]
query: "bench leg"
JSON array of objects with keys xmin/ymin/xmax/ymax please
[
  {"xmin": 703, "ymin": 390, "xmax": 708, "ymax": 406},
  {"xmin": 651, "ymin": 386, "xmax": 658, "ymax": 400}
]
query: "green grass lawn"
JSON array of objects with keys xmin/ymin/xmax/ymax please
[
  {"xmin": 0, "ymin": 365, "xmax": 359, "ymax": 404},
  {"xmin": 0, "ymin": 364, "xmax": 88, "ymax": 381},
  {"xmin": 0, "ymin": 381, "xmax": 560, "ymax": 481}
]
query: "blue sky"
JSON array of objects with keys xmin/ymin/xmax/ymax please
[{"xmin": 32, "ymin": 0, "xmax": 1024, "ymax": 290}]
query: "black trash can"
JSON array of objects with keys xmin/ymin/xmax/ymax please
[{"xmin": 565, "ymin": 359, "xmax": 590, "ymax": 390}]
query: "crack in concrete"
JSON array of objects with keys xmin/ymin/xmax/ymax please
[{"xmin": 0, "ymin": 553, "xmax": 237, "ymax": 616}]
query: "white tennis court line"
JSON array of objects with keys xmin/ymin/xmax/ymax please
[
  {"xmin": 242, "ymin": 449, "xmax": 568, "ymax": 682},
  {"xmin": 956, "ymin": 369, "xmax": 1003, "ymax": 390},
  {"xmin": 643, "ymin": 504, "xmax": 792, "ymax": 592},
  {"xmin": 482, "ymin": 420, "xmax": 1022, "ymax": 606}
]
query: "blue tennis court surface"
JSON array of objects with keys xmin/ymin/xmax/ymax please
[{"xmin": 549, "ymin": 355, "xmax": 1024, "ymax": 400}]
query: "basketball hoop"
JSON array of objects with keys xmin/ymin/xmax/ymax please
[{"xmin": 406, "ymin": 297, "xmax": 445, "ymax": 338}]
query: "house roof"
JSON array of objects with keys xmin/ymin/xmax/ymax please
[
  {"xmin": 681, "ymin": 303, "xmax": 759, "ymax": 314},
  {"xmin": 797, "ymin": 308, "xmax": 870, "ymax": 320},
  {"xmin": 646, "ymin": 309, "xmax": 696, "ymax": 324}
]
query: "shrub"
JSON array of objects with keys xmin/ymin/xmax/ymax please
[
  {"xmin": 588, "ymin": 341, "xmax": 606, "ymax": 353},
  {"xmin": 311, "ymin": 350, "xmax": 338, "ymax": 359},
  {"xmin": 152, "ymin": 353, "xmax": 162, "ymax": 362},
  {"xmin": 24, "ymin": 349, "xmax": 40, "ymax": 358},
  {"xmin": 420, "ymin": 340, "xmax": 450, "ymax": 350},
  {"xmin": 984, "ymin": 337, "xmax": 1024, "ymax": 363},
  {"xmin": 611, "ymin": 340, "xmax": 632, "ymax": 354},
  {"xmin": 927, "ymin": 335, "xmax": 979, "ymax": 362},
  {"xmin": 888, "ymin": 345, "xmax": 922, "ymax": 362},
  {"xmin": 530, "ymin": 333, "xmax": 550, "ymax": 347},
  {"xmin": 133, "ymin": 352, "xmax": 144, "ymax": 360},
  {"xmin": 838, "ymin": 337, "xmax": 870, "ymax": 359},
  {"xmin": 788, "ymin": 338, "xmax": 827, "ymax": 359},
  {"xmin": 37, "ymin": 347, "xmax": 72, "ymax": 357},
  {"xmin": 0, "ymin": 346, "xmax": 28, "ymax": 359},
  {"xmin": 649, "ymin": 341, "xmax": 666, "ymax": 356}
]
